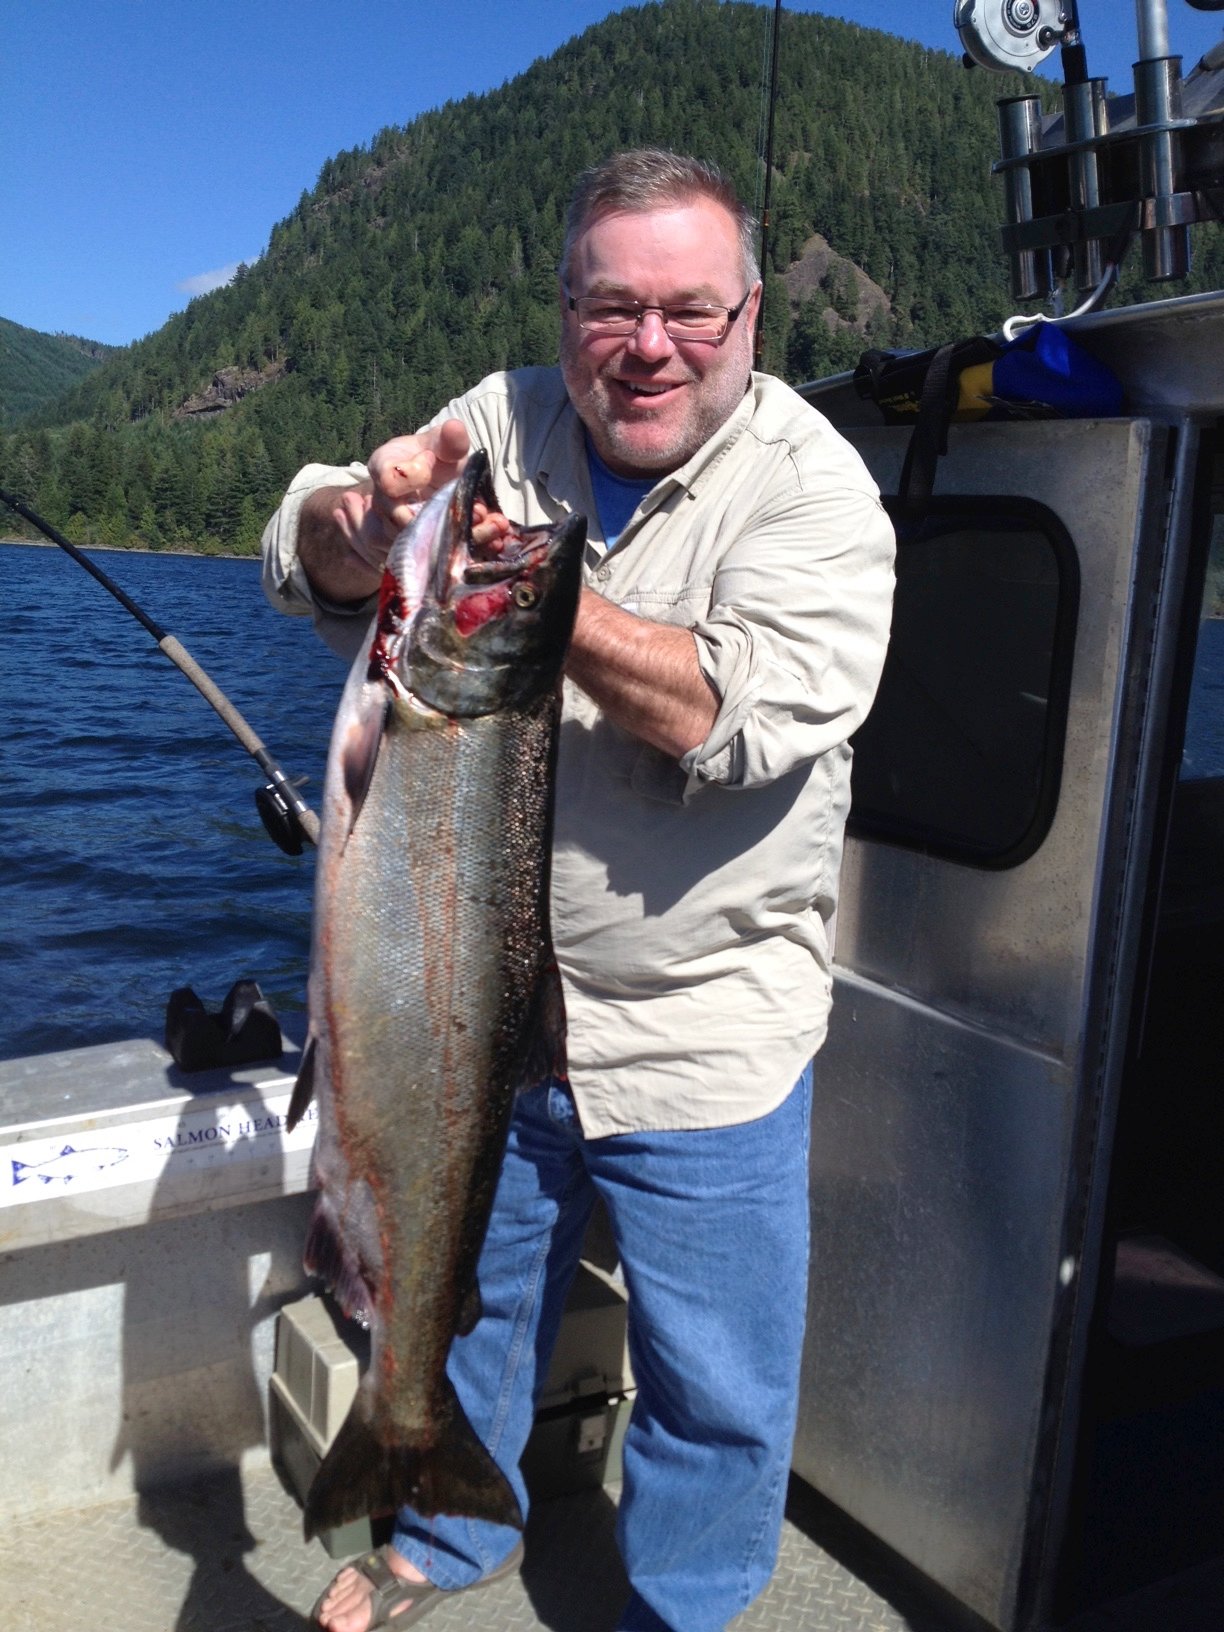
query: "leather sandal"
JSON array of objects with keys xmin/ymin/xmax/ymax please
[{"xmin": 311, "ymin": 1540, "xmax": 525, "ymax": 1629}]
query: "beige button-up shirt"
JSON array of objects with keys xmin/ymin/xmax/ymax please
[{"xmin": 262, "ymin": 367, "xmax": 894, "ymax": 1137}]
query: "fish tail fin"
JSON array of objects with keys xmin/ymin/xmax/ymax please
[{"xmin": 303, "ymin": 1385, "xmax": 522, "ymax": 1540}]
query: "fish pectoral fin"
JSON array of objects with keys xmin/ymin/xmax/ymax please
[
  {"xmin": 285, "ymin": 1034, "xmax": 317, "ymax": 1132},
  {"xmin": 341, "ymin": 687, "xmax": 393, "ymax": 835},
  {"xmin": 303, "ymin": 1383, "xmax": 523, "ymax": 1539}
]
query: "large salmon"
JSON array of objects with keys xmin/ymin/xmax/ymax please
[{"xmin": 287, "ymin": 451, "xmax": 584, "ymax": 1539}]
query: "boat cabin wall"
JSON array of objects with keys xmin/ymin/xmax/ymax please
[{"xmin": 793, "ymin": 292, "xmax": 1224, "ymax": 1631}]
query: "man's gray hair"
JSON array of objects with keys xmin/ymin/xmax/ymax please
[{"xmin": 560, "ymin": 149, "xmax": 761, "ymax": 289}]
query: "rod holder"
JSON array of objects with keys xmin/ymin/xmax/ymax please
[
  {"xmin": 1133, "ymin": 55, "xmax": 1191, "ymax": 280},
  {"xmin": 1063, "ymin": 78, "xmax": 1111, "ymax": 290},
  {"xmin": 998, "ymin": 95, "xmax": 1053, "ymax": 299}
]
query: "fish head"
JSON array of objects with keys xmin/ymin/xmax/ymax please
[{"xmin": 387, "ymin": 451, "xmax": 586, "ymax": 718}]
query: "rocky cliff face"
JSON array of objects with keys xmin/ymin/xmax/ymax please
[
  {"xmin": 174, "ymin": 360, "xmax": 287, "ymax": 420},
  {"xmin": 783, "ymin": 234, "xmax": 891, "ymax": 334}
]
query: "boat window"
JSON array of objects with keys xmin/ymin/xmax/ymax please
[
  {"xmin": 848, "ymin": 497, "xmax": 1079, "ymax": 869},
  {"xmin": 1180, "ymin": 507, "xmax": 1224, "ymax": 782}
]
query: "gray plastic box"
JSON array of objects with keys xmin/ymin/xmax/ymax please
[{"xmin": 270, "ymin": 1262, "xmax": 634, "ymax": 1552}]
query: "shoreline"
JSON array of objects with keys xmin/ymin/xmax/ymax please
[
  {"xmin": 2, "ymin": 537, "xmax": 1221, "ymax": 611},
  {"xmin": 0, "ymin": 535, "xmax": 257, "ymax": 561}
]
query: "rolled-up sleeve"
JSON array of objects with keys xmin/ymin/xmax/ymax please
[
  {"xmin": 260, "ymin": 460, "xmax": 373, "ymax": 660},
  {"xmin": 681, "ymin": 482, "xmax": 895, "ymax": 790}
]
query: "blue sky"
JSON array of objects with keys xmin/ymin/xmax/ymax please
[{"xmin": 3, "ymin": 1, "xmax": 1222, "ymax": 348}]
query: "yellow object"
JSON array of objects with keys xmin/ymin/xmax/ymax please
[{"xmin": 956, "ymin": 360, "xmax": 995, "ymax": 419}]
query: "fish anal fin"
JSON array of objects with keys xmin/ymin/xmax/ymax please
[
  {"xmin": 303, "ymin": 1380, "xmax": 522, "ymax": 1539},
  {"xmin": 285, "ymin": 1034, "xmax": 316, "ymax": 1132},
  {"xmin": 303, "ymin": 1194, "xmax": 376, "ymax": 1328}
]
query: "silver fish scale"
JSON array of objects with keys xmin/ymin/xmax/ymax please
[
  {"xmin": 302, "ymin": 679, "xmax": 561, "ymax": 1538},
  {"xmin": 323, "ymin": 697, "xmax": 556, "ymax": 1107}
]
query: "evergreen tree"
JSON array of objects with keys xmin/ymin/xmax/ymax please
[{"xmin": 6, "ymin": 0, "xmax": 1219, "ymax": 554}]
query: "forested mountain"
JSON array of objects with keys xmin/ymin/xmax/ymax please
[
  {"xmin": 0, "ymin": 319, "xmax": 114, "ymax": 425},
  {"xmin": 2, "ymin": 0, "xmax": 1221, "ymax": 555}
]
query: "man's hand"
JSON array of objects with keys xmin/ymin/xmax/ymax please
[
  {"xmin": 297, "ymin": 420, "xmax": 472, "ymax": 602},
  {"xmin": 364, "ymin": 420, "xmax": 472, "ymax": 557}
]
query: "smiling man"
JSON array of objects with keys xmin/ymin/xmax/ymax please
[
  {"xmin": 262, "ymin": 150, "xmax": 895, "ymax": 1632},
  {"xmin": 558, "ymin": 191, "xmax": 760, "ymax": 476}
]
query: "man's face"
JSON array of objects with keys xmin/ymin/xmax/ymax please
[{"xmin": 559, "ymin": 197, "xmax": 761, "ymax": 479}]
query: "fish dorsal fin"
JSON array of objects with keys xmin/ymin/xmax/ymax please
[{"xmin": 286, "ymin": 1033, "xmax": 317, "ymax": 1131}]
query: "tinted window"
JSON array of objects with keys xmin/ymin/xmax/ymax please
[
  {"xmin": 849, "ymin": 498, "xmax": 1079, "ymax": 868},
  {"xmin": 1180, "ymin": 509, "xmax": 1224, "ymax": 782}
]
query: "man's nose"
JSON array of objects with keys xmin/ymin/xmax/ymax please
[{"xmin": 626, "ymin": 309, "xmax": 676, "ymax": 360}]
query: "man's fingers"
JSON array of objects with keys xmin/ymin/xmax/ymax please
[
  {"xmin": 378, "ymin": 447, "xmax": 433, "ymax": 497},
  {"xmin": 371, "ymin": 421, "xmax": 471, "ymax": 504},
  {"xmin": 356, "ymin": 421, "xmax": 479, "ymax": 565},
  {"xmin": 471, "ymin": 505, "xmax": 513, "ymax": 552},
  {"xmin": 432, "ymin": 418, "xmax": 471, "ymax": 468},
  {"xmin": 333, "ymin": 486, "xmax": 372, "ymax": 539},
  {"xmin": 400, "ymin": 421, "xmax": 471, "ymax": 494}
]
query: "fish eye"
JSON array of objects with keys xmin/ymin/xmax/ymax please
[{"xmin": 511, "ymin": 582, "xmax": 538, "ymax": 609}]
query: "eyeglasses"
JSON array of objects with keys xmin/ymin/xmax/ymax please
[{"xmin": 566, "ymin": 289, "xmax": 754, "ymax": 342}]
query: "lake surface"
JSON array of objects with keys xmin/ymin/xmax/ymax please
[
  {"xmin": 1183, "ymin": 613, "xmax": 1224, "ymax": 781},
  {"xmin": 1, "ymin": 541, "xmax": 1221, "ymax": 1064},
  {"xmin": 0, "ymin": 542, "xmax": 346, "ymax": 1061}
]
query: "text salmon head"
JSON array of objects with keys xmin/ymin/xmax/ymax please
[{"xmin": 370, "ymin": 450, "xmax": 586, "ymax": 718}]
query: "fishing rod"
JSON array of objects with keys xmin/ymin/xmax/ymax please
[
  {"xmin": 755, "ymin": 0, "xmax": 783, "ymax": 366},
  {"xmin": 0, "ymin": 488, "xmax": 320, "ymax": 855}
]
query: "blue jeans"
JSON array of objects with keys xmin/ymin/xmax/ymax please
[{"xmin": 391, "ymin": 1067, "xmax": 813, "ymax": 1632}]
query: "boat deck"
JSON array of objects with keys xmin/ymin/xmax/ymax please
[
  {"xmin": 4, "ymin": 1042, "xmax": 1224, "ymax": 1631},
  {"xmin": 6, "ymin": 1460, "xmax": 1224, "ymax": 1632}
]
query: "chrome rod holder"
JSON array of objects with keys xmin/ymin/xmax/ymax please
[
  {"xmin": 998, "ymin": 95, "xmax": 1053, "ymax": 299},
  {"xmin": 1133, "ymin": 53, "xmax": 1192, "ymax": 279},
  {"xmin": 1063, "ymin": 78, "xmax": 1111, "ymax": 290}
]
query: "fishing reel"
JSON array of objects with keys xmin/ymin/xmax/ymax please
[
  {"xmin": 954, "ymin": 0, "xmax": 1065, "ymax": 73},
  {"xmin": 256, "ymin": 779, "xmax": 315, "ymax": 856}
]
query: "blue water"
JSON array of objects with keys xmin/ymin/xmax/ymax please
[
  {"xmin": 1183, "ymin": 615, "xmax": 1224, "ymax": 781},
  {"xmin": 1, "ymin": 543, "xmax": 1222, "ymax": 1064},
  {"xmin": 0, "ymin": 542, "xmax": 350, "ymax": 1061}
]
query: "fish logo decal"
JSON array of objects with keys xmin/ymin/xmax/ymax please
[{"xmin": 11, "ymin": 1144, "xmax": 131, "ymax": 1187}]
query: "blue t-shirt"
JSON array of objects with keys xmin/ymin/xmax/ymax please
[{"xmin": 585, "ymin": 437, "xmax": 654, "ymax": 551}]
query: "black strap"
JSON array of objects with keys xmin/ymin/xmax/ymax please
[{"xmin": 896, "ymin": 341, "xmax": 962, "ymax": 520}]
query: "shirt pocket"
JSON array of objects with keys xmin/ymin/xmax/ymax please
[
  {"xmin": 613, "ymin": 575, "xmax": 713, "ymax": 628},
  {"xmin": 629, "ymin": 742, "xmax": 688, "ymax": 805}
]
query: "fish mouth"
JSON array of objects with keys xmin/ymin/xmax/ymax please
[
  {"xmin": 428, "ymin": 450, "xmax": 498, "ymax": 603},
  {"xmin": 370, "ymin": 450, "xmax": 583, "ymax": 710},
  {"xmin": 447, "ymin": 449, "xmax": 501, "ymax": 558},
  {"xmin": 405, "ymin": 451, "xmax": 584, "ymax": 716},
  {"xmin": 442, "ymin": 450, "xmax": 564, "ymax": 592}
]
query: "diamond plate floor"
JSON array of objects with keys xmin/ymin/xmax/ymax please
[
  {"xmin": 1, "ymin": 1463, "xmax": 916, "ymax": 1632},
  {"xmin": 4, "ymin": 1462, "xmax": 1222, "ymax": 1632}
]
